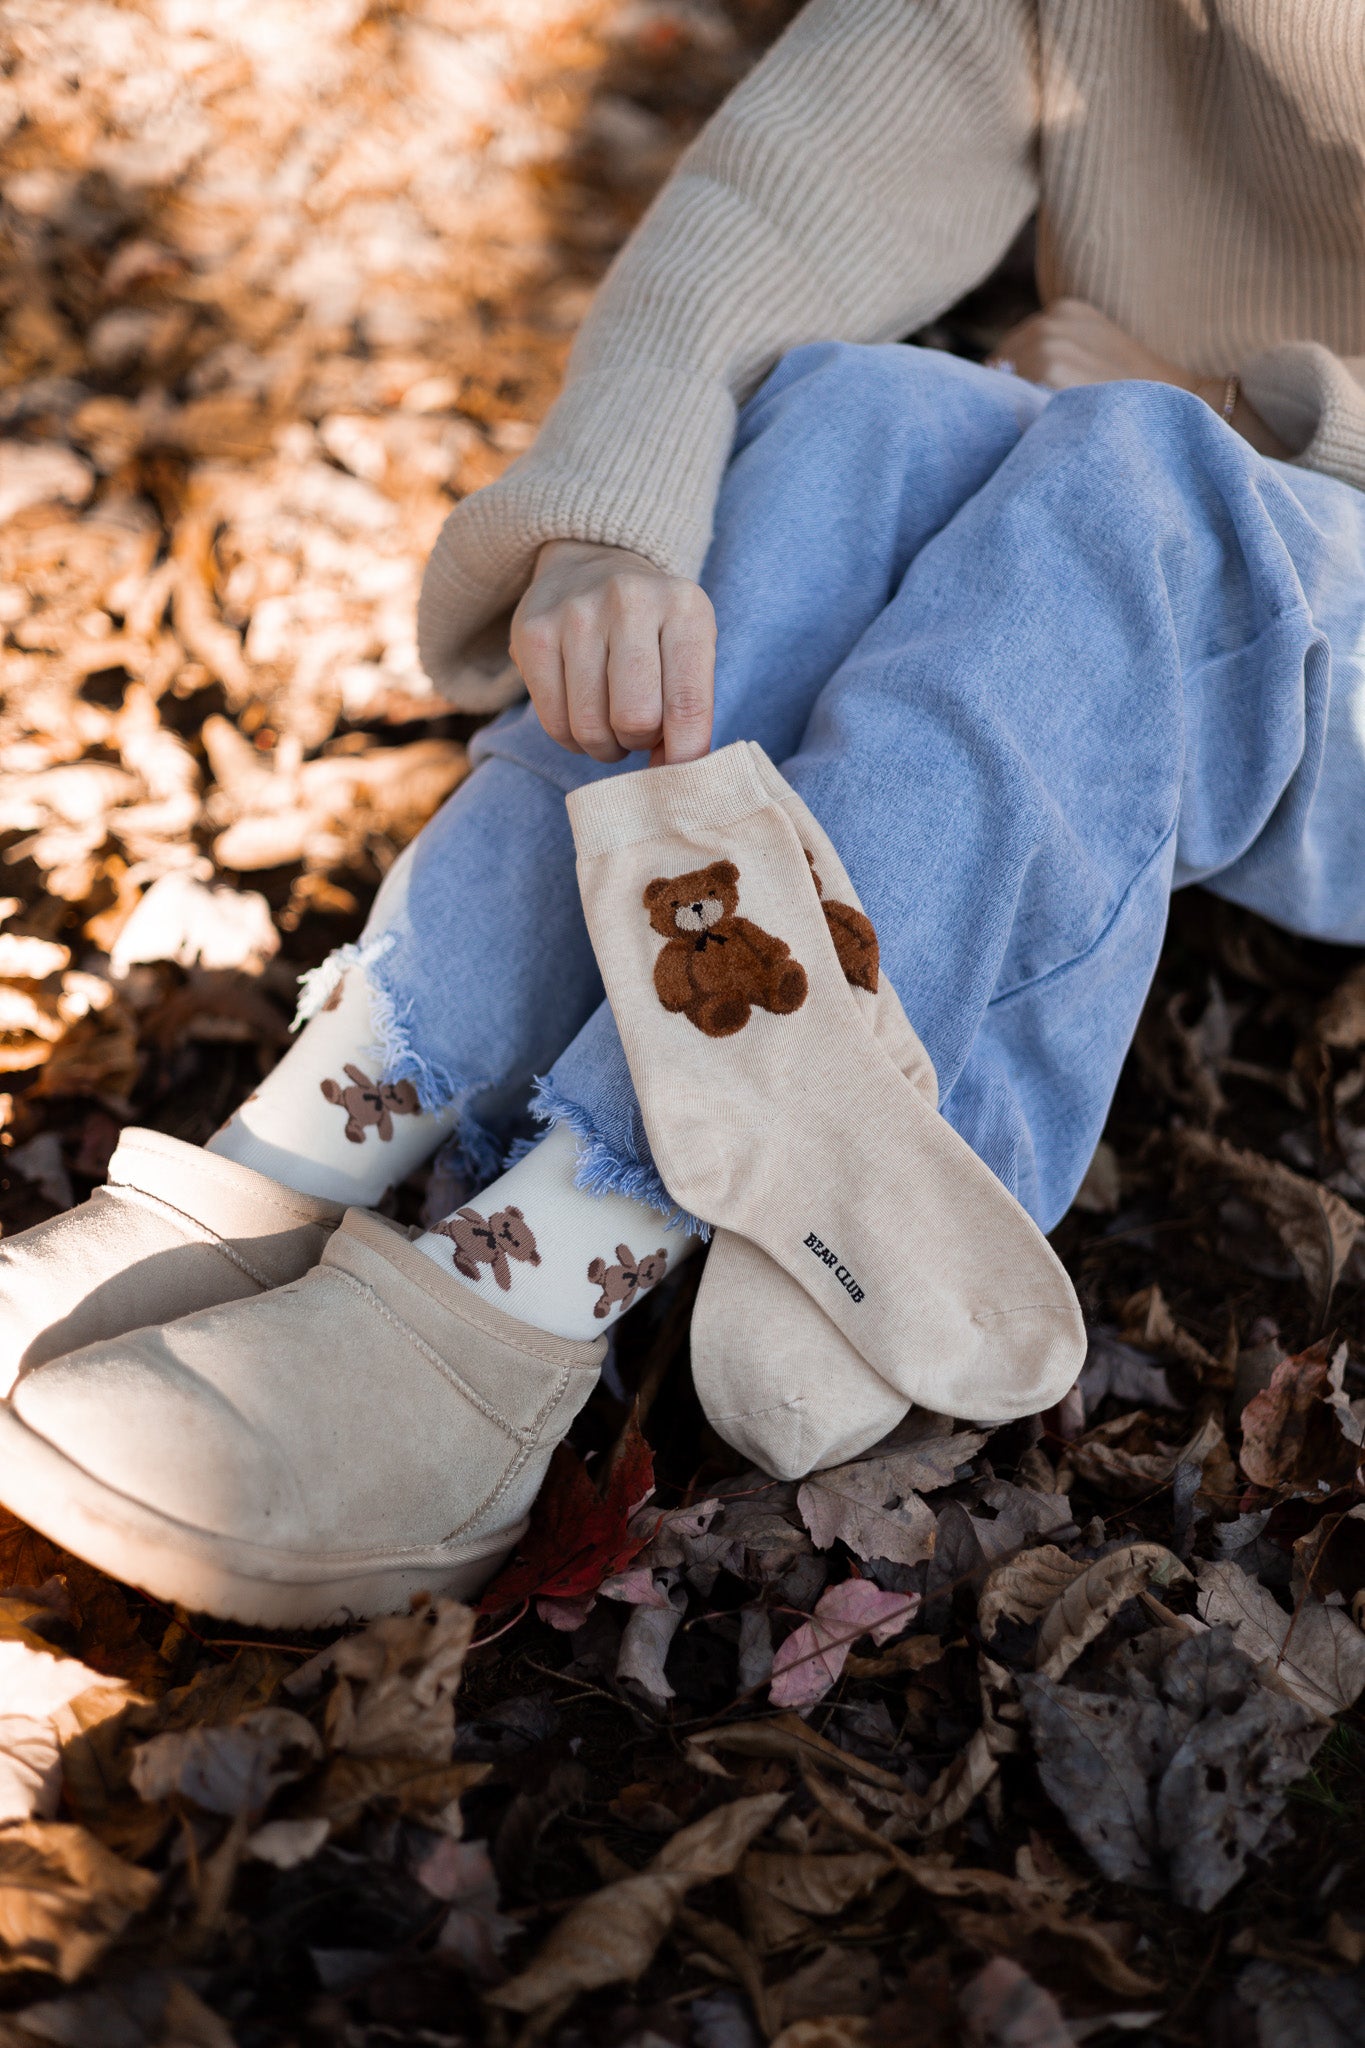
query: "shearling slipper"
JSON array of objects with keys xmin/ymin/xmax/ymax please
[
  {"xmin": 0, "ymin": 1208, "xmax": 605, "ymax": 1626},
  {"xmin": 0, "ymin": 1127, "xmax": 344, "ymax": 1397}
]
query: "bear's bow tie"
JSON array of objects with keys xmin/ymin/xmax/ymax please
[{"xmin": 692, "ymin": 931, "xmax": 728, "ymax": 952}]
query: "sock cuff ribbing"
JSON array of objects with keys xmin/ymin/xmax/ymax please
[{"xmin": 565, "ymin": 741, "xmax": 772, "ymax": 858}]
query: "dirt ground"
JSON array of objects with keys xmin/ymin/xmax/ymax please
[{"xmin": 0, "ymin": 6, "xmax": 1362, "ymax": 2045}]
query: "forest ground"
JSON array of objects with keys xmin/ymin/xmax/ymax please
[{"xmin": 0, "ymin": 7, "xmax": 1362, "ymax": 2046}]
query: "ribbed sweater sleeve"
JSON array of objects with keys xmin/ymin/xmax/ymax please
[
  {"xmin": 418, "ymin": 0, "xmax": 1039, "ymax": 691},
  {"xmin": 1240, "ymin": 345, "xmax": 1365, "ymax": 493}
]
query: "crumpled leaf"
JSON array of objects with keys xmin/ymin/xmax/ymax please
[
  {"xmin": 1022, "ymin": 1625, "xmax": 1327, "ymax": 1908},
  {"xmin": 771, "ymin": 1943, "xmax": 882, "ymax": 2031},
  {"xmin": 1238, "ymin": 1341, "xmax": 1359, "ymax": 1493},
  {"xmin": 847, "ymin": 1418, "xmax": 990, "ymax": 1494},
  {"xmin": 245, "ymin": 1817, "xmax": 330, "ymax": 1870},
  {"xmin": 978, "ymin": 1546, "xmax": 1086, "ymax": 1643},
  {"xmin": 1077, "ymin": 1331, "xmax": 1179, "ymax": 1419},
  {"xmin": 488, "ymin": 1792, "xmax": 784, "ymax": 2014},
  {"xmin": 428, "ymin": 1836, "xmax": 520, "ymax": 1980},
  {"xmin": 1033, "ymin": 1544, "xmax": 1192, "ymax": 1680},
  {"xmin": 737, "ymin": 1847, "xmax": 888, "ymax": 1952},
  {"xmin": 1237, "ymin": 1960, "xmax": 1365, "ymax": 2048},
  {"xmin": 5, "ymin": 1973, "xmax": 235, "ymax": 2048},
  {"xmin": 0, "ymin": 1637, "xmax": 134, "ymax": 1823},
  {"xmin": 1061, "ymin": 1411, "xmax": 1224, "ymax": 1497},
  {"xmin": 1195, "ymin": 1559, "xmax": 1365, "ymax": 1715},
  {"xmin": 616, "ymin": 1581, "xmax": 687, "ymax": 1709},
  {"xmin": 0, "ymin": 1821, "xmax": 159, "ymax": 1981},
  {"xmin": 298, "ymin": 1756, "xmax": 488, "ymax": 1829},
  {"xmin": 479, "ymin": 1412, "xmax": 655, "ymax": 1611},
  {"xmin": 959, "ymin": 1956, "xmax": 1075, "ymax": 2048},
  {"xmin": 768, "ymin": 2022, "xmax": 869, "ymax": 2048},
  {"xmin": 108, "ymin": 866, "xmax": 279, "ymax": 976},
  {"xmin": 769, "ymin": 1583, "xmax": 920, "ymax": 1710},
  {"xmin": 796, "ymin": 1455, "xmax": 938, "ymax": 1566},
  {"xmin": 1177, "ymin": 1128, "xmax": 1365, "ymax": 1321},
  {"xmin": 597, "ymin": 1566, "xmax": 674, "ymax": 1608},
  {"xmin": 128, "ymin": 1707, "xmax": 321, "ymax": 1817},
  {"xmin": 289, "ymin": 1598, "xmax": 474, "ymax": 1764},
  {"xmin": 923, "ymin": 1483, "xmax": 1075, "ymax": 1619},
  {"xmin": 684, "ymin": 1714, "xmax": 906, "ymax": 1794},
  {"xmin": 0, "ymin": 440, "xmax": 93, "ymax": 523},
  {"xmin": 799, "ymin": 1767, "xmax": 1162, "ymax": 1997}
]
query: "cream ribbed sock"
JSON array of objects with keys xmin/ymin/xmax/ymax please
[
  {"xmin": 413, "ymin": 1120, "xmax": 697, "ymax": 1342},
  {"xmin": 692, "ymin": 749, "xmax": 941, "ymax": 1476},
  {"xmin": 208, "ymin": 966, "xmax": 455, "ymax": 1207},
  {"xmin": 568, "ymin": 741, "xmax": 1085, "ymax": 1427}
]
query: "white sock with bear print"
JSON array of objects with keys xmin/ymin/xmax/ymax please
[
  {"xmin": 208, "ymin": 966, "xmax": 456, "ymax": 1208},
  {"xmin": 413, "ymin": 1119, "xmax": 698, "ymax": 1342}
]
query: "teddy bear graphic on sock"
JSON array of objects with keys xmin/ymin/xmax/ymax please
[
  {"xmin": 587, "ymin": 1242, "xmax": 669, "ymax": 1319},
  {"xmin": 643, "ymin": 860, "xmax": 808, "ymax": 1037},
  {"xmin": 806, "ymin": 855, "xmax": 880, "ymax": 992},
  {"xmin": 433, "ymin": 1204, "xmax": 541, "ymax": 1291},
  {"xmin": 319, "ymin": 1065, "xmax": 422, "ymax": 1143}
]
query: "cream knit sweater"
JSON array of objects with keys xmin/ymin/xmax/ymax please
[{"xmin": 419, "ymin": 0, "xmax": 1365, "ymax": 694}]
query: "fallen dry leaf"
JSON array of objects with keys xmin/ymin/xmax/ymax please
[
  {"xmin": 1023, "ymin": 1625, "xmax": 1327, "ymax": 1908},
  {"xmin": 128, "ymin": 1707, "xmax": 322, "ymax": 1818},
  {"xmin": 978, "ymin": 1545, "xmax": 1086, "ymax": 1643},
  {"xmin": 769, "ymin": 1583, "xmax": 921, "ymax": 1710},
  {"xmin": 738, "ymin": 1847, "xmax": 888, "ymax": 1953},
  {"xmin": 797, "ymin": 1455, "xmax": 938, "ymax": 1566},
  {"xmin": 1033, "ymin": 1544, "xmax": 1192, "ymax": 1681},
  {"xmin": 244, "ymin": 1817, "xmax": 330, "ymax": 1871},
  {"xmin": 0, "ymin": 1821, "xmax": 159, "ymax": 1981},
  {"xmin": 1061, "ymin": 1411, "xmax": 1225, "ymax": 1497},
  {"xmin": 1177, "ymin": 1129, "xmax": 1365, "ymax": 1322},
  {"xmin": 0, "ymin": 1637, "xmax": 134, "ymax": 1824},
  {"xmin": 108, "ymin": 867, "xmax": 279, "ymax": 976},
  {"xmin": 296, "ymin": 1599, "xmax": 475, "ymax": 1763},
  {"xmin": 479, "ymin": 1410, "xmax": 655, "ymax": 1611},
  {"xmin": 1238, "ymin": 1960, "xmax": 1365, "ymax": 2048},
  {"xmin": 1238, "ymin": 1341, "xmax": 1360, "ymax": 1493},
  {"xmin": 489, "ymin": 1792, "xmax": 784, "ymax": 2014},
  {"xmin": 1194, "ymin": 1559, "xmax": 1365, "ymax": 1716},
  {"xmin": 959, "ymin": 1956, "xmax": 1075, "ymax": 2048},
  {"xmin": 616, "ymin": 1580, "xmax": 687, "ymax": 1709}
]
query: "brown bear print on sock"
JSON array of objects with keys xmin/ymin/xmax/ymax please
[
  {"xmin": 434, "ymin": 1204, "xmax": 541, "ymax": 1290},
  {"xmin": 643, "ymin": 860, "xmax": 808, "ymax": 1038},
  {"xmin": 587, "ymin": 1242, "xmax": 669, "ymax": 1319},
  {"xmin": 319, "ymin": 1065, "xmax": 422, "ymax": 1144},
  {"xmin": 806, "ymin": 852, "xmax": 879, "ymax": 992}
]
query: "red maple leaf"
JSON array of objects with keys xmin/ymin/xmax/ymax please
[{"xmin": 479, "ymin": 1409, "xmax": 655, "ymax": 1613}]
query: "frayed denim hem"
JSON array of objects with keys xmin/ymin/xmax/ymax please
[
  {"xmin": 528, "ymin": 1074, "xmax": 710, "ymax": 1238},
  {"xmin": 294, "ymin": 934, "xmax": 504, "ymax": 1185}
]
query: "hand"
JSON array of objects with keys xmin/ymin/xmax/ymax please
[
  {"xmin": 510, "ymin": 540, "xmax": 716, "ymax": 765},
  {"xmin": 988, "ymin": 297, "xmax": 1289, "ymax": 458}
]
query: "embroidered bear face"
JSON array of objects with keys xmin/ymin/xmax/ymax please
[
  {"xmin": 642, "ymin": 860, "xmax": 808, "ymax": 1037},
  {"xmin": 319, "ymin": 1064, "xmax": 422, "ymax": 1144},
  {"xmin": 587, "ymin": 1242, "xmax": 669, "ymax": 1319},
  {"xmin": 644, "ymin": 860, "xmax": 740, "ymax": 938},
  {"xmin": 433, "ymin": 1203, "xmax": 541, "ymax": 1291}
]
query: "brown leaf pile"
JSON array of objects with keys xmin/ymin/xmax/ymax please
[{"xmin": 0, "ymin": 5, "xmax": 1363, "ymax": 2046}]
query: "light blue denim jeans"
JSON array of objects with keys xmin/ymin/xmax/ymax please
[{"xmin": 325, "ymin": 344, "xmax": 1365, "ymax": 1233}]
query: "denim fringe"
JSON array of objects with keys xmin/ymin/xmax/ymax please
[
  {"xmin": 528, "ymin": 1075, "xmax": 711, "ymax": 1238},
  {"xmin": 294, "ymin": 933, "xmax": 503, "ymax": 1186}
]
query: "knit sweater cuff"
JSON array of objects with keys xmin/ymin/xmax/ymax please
[
  {"xmin": 417, "ymin": 361, "xmax": 737, "ymax": 698},
  {"xmin": 1240, "ymin": 341, "xmax": 1365, "ymax": 493}
]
